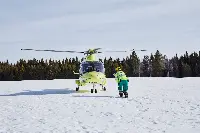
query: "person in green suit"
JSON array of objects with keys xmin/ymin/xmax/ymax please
[{"xmin": 114, "ymin": 67, "xmax": 129, "ymax": 98}]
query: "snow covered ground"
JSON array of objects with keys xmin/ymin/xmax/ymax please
[{"xmin": 0, "ymin": 77, "xmax": 200, "ymax": 133}]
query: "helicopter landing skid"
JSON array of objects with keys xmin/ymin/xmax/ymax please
[
  {"xmin": 90, "ymin": 84, "xmax": 107, "ymax": 93},
  {"xmin": 75, "ymin": 80, "xmax": 106, "ymax": 93},
  {"xmin": 101, "ymin": 84, "xmax": 106, "ymax": 91},
  {"xmin": 91, "ymin": 83, "xmax": 97, "ymax": 93}
]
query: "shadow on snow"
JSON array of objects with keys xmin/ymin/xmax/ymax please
[
  {"xmin": 73, "ymin": 95, "xmax": 115, "ymax": 98},
  {"xmin": 0, "ymin": 88, "xmax": 76, "ymax": 96}
]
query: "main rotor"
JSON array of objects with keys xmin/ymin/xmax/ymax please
[
  {"xmin": 21, "ymin": 47, "xmax": 147, "ymax": 62},
  {"xmin": 21, "ymin": 48, "xmax": 147, "ymax": 54}
]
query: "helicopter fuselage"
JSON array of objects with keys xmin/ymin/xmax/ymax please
[
  {"xmin": 76, "ymin": 71, "xmax": 106, "ymax": 86},
  {"xmin": 75, "ymin": 61, "xmax": 106, "ymax": 86}
]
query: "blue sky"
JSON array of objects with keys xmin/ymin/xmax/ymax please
[{"xmin": 0, "ymin": 0, "xmax": 200, "ymax": 63}]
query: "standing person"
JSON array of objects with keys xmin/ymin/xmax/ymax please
[{"xmin": 113, "ymin": 67, "xmax": 129, "ymax": 98}]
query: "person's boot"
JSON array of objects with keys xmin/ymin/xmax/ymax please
[
  {"xmin": 119, "ymin": 91, "xmax": 123, "ymax": 97},
  {"xmin": 124, "ymin": 91, "xmax": 128, "ymax": 98}
]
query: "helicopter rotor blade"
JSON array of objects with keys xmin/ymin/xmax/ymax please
[
  {"xmin": 104, "ymin": 49, "xmax": 147, "ymax": 52},
  {"xmin": 131, "ymin": 49, "xmax": 147, "ymax": 51},
  {"xmin": 21, "ymin": 49, "xmax": 85, "ymax": 53},
  {"xmin": 93, "ymin": 48, "xmax": 101, "ymax": 51},
  {"xmin": 104, "ymin": 50, "xmax": 127, "ymax": 52}
]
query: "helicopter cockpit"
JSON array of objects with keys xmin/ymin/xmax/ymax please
[{"xmin": 80, "ymin": 61, "xmax": 105, "ymax": 74}]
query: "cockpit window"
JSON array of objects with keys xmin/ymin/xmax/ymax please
[{"xmin": 80, "ymin": 61, "xmax": 104, "ymax": 73}]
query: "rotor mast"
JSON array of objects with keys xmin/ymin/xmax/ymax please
[
  {"xmin": 83, "ymin": 48, "xmax": 102, "ymax": 62},
  {"xmin": 85, "ymin": 54, "xmax": 96, "ymax": 61}
]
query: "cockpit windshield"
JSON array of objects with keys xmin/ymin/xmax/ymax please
[{"xmin": 80, "ymin": 61, "xmax": 104, "ymax": 73}]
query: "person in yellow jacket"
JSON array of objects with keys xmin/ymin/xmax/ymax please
[{"xmin": 113, "ymin": 67, "xmax": 129, "ymax": 98}]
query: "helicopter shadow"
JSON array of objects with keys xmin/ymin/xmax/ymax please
[{"xmin": 0, "ymin": 88, "xmax": 76, "ymax": 96}]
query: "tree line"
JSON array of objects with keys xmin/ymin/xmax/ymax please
[{"xmin": 0, "ymin": 50, "xmax": 200, "ymax": 81}]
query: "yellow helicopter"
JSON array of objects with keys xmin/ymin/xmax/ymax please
[
  {"xmin": 21, "ymin": 48, "xmax": 146, "ymax": 93},
  {"xmin": 72, "ymin": 48, "xmax": 107, "ymax": 93}
]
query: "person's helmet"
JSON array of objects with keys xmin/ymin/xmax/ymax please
[{"xmin": 115, "ymin": 66, "xmax": 121, "ymax": 71}]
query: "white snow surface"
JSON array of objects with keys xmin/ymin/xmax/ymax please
[{"xmin": 0, "ymin": 77, "xmax": 200, "ymax": 133}]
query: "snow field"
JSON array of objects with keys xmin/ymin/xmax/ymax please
[{"xmin": 0, "ymin": 77, "xmax": 200, "ymax": 133}]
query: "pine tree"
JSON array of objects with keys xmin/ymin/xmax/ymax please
[
  {"xmin": 189, "ymin": 52, "xmax": 198, "ymax": 76},
  {"xmin": 128, "ymin": 51, "xmax": 140, "ymax": 76},
  {"xmin": 163, "ymin": 55, "xmax": 170, "ymax": 77},
  {"xmin": 141, "ymin": 55, "xmax": 150, "ymax": 77},
  {"xmin": 177, "ymin": 57, "xmax": 183, "ymax": 78},
  {"xmin": 182, "ymin": 63, "xmax": 192, "ymax": 77},
  {"xmin": 197, "ymin": 51, "xmax": 200, "ymax": 76},
  {"xmin": 151, "ymin": 50, "xmax": 165, "ymax": 77}
]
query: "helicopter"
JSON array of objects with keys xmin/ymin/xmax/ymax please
[{"xmin": 21, "ymin": 48, "xmax": 147, "ymax": 93}]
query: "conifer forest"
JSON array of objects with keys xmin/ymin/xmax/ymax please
[{"xmin": 0, "ymin": 50, "xmax": 200, "ymax": 81}]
